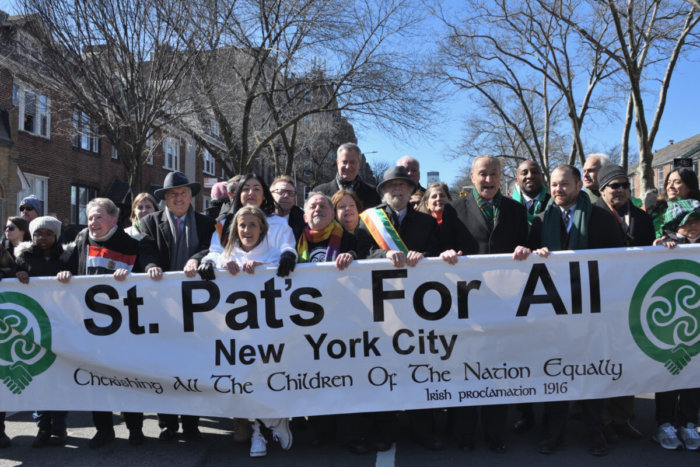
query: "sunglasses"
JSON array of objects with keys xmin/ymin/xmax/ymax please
[
  {"xmin": 20, "ymin": 205, "xmax": 35, "ymax": 212},
  {"xmin": 4, "ymin": 225, "xmax": 15, "ymax": 231},
  {"xmin": 607, "ymin": 182, "xmax": 630, "ymax": 190}
]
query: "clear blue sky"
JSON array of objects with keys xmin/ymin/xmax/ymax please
[{"xmin": 357, "ymin": 50, "xmax": 700, "ymax": 188}]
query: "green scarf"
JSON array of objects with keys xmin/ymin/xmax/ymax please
[
  {"xmin": 473, "ymin": 188, "xmax": 502, "ymax": 231},
  {"xmin": 541, "ymin": 192, "xmax": 591, "ymax": 250},
  {"xmin": 512, "ymin": 184, "xmax": 547, "ymax": 225}
]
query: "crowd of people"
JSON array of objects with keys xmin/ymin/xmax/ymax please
[{"xmin": 1, "ymin": 142, "xmax": 699, "ymax": 457}]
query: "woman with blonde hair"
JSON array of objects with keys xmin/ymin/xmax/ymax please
[
  {"xmin": 124, "ymin": 193, "xmax": 159, "ymax": 240},
  {"xmin": 200, "ymin": 205, "xmax": 292, "ymax": 457}
]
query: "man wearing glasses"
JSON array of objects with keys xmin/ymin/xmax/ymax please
[
  {"xmin": 19, "ymin": 195, "xmax": 42, "ymax": 222},
  {"xmin": 270, "ymin": 175, "xmax": 305, "ymax": 241}
]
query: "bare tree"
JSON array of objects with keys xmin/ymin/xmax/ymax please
[
  {"xmin": 179, "ymin": 0, "xmax": 436, "ymax": 178},
  {"xmin": 434, "ymin": 0, "xmax": 618, "ymax": 175},
  {"xmin": 18, "ymin": 0, "xmax": 210, "ymax": 194},
  {"xmin": 370, "ymin": 159, "xmax": 392, "ymax": 185},
  {"xmin": 540, "ymin": 0, "xmax": 700, "ymax": 195}
]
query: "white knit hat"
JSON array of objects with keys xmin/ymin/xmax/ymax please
[{"xmin": 29, "ymin": 216, "xmax": 62, "ymax": 239}]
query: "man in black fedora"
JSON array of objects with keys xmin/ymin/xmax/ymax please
[
  {"xmin": 140, "ymin": 171, "xmax": 216, "ymax": 442},
  {"xmin": 355, "ymin": 166, "xmax": 442, "ymax": 452}
]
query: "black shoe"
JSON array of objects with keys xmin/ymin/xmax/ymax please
[
  {"xmin": 613, "ymin": 421, "xmax": 643, "ymax": 440},
  {"xmin": 89, "ymin": 430, "xmax": 115, "ymax": 449},
  {"xmin": 32, "ymin": 430, "xmax": 51, "ymax": 448},
  {"xmin": 513, "ymin": 417, "xmax": 534, "ymax": 434},
  {"xmin": 420, "ymin": 433, "xmax": 447, "ymax": 451},
  {"xmin": 602, "ymin": 423, "xmax": 619, "ymax": 444},
  {"xmin": 589, "ymin": 432, "xmax": 608, "ymax": 457},
  {"xmin": 538, "ymin": 436, "xmax": 563, "ymax": 454},
  {"xmin": 488, "ymin": 439, "xmax": 507, "ymax": 453},
  {"xmin": 457, "ymin": 435, "xmax": 475, "ymax": 452},
  {"xmin": 159, "ymin": 427, "xmax": 177, "ymax": 443},
  {"xmin": 348, "ymin": 438, "xmax": 371, "ymax": 455},
  {"xmin": 373, "ymin": 437, "xmax": 393, "ymax": 452},
  {"xmin": 182, "ymin": 428, "xmax": 203, "ymax": 441},
  {"xmin": 129, "ymin": 429, "xmax": 145, "ymax": 446},
  {"xmin": 50, "ymin": 430, "xmax": 67, "ymax": 446}
]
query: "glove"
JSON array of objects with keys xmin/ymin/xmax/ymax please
[
  {"xmin": 197, "ymin": 261, "xmax": 216, "ymax": 281},
  {"xmin": 276, "ymin": 251, "xmax": 297, "ymax": 277}
]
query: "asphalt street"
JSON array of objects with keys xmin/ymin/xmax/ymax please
[{"xmin": 1, "ymin": 396, "xmax": 699, "ymax": 466}]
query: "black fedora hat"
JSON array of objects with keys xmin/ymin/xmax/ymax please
[
  {"xmin": 377, "ymin": 166, "xmax": 416, "ymax": 194},
  {"xmin": 154, "ymin": 171, "xmax": 201, "ymax": 201}
]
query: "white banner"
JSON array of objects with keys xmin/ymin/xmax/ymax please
[{"xmin": 1, "ymin": 245, "xmax": 699, "ymax": 418}]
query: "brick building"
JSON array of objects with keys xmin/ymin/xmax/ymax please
[
  {"xmin": 0, "ymin": 13, "xmax": 238, "ymax": 227},
  {"xmin": 0, "ymin": 12, "xmax": 352, "ymax": 228},
  {"xmin": 628, "ymin": 134, "xmax": 700, "ymax": 198}
]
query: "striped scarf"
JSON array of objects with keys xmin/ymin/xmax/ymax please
[{"xmin": 297, "ymin": 220, "xmax": 344, "ymax": 263}]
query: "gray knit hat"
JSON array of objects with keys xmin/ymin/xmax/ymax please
[
  {"xmin": 29, "ymin": 216, "xmax": 62, "ymax": 239},
  {"xmin": 598, "ymin": 164, "xmax": 628, "ymax": 190}
]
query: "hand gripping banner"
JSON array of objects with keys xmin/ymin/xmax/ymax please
[{"xmin": 1, "ymin": 245, "xmax": 699, "ymax": 418}]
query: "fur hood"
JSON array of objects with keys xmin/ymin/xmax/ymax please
[
  {"xmin": 14, "ymin": 240, "xmax": 67, "ymax": 259},
  {"xmin": 13, "ymin": 241, "xmax": 34, "ymax": 258}
]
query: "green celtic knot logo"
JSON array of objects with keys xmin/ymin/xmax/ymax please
[
  {"xmin": 0, "ymin": 292, "xmax": 56, "ymax": 394},
  {"xmin": 629, "ymin": 259, "xmax": 700, "ymax": 375}
]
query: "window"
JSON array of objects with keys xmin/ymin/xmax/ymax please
[
  {"xmin": 16, "ymin": 30, "xmax": 42, "ymax": 63},
  {"xmin": 657, "ymin": 167, "xmax": 664, "ymax": 191},
  {"xmin": 203, "ymin": 149, "xmax": 215, "ymax": 175},
  {"xmin": 73, "ymin": 109, "xmax": 100, "ymax": 153},
  {"xmin": 144, "ymin": 131, "xmax": 154, "ymax": 164},
  {"xmin": 163, "ymin": 137, "xmax": 180, "ymax": 171},
  {"xmin": 112, "ymin": 146, "xmax": 119, "ymax": 159},
  {"xmin": 203, "ymin": 196, "xmax": 212, "ymax": 211},
  {"xmin": 71, "ymin": 185, "xmax": 98, "ymax": 225},
  {"xmin": 17, "ymin": 173, "xmax": 48, "ymax": 215},
  {"xmin": 628, "ymin": 175, "xmax": 635, "ymax": 197},
  {"xmin": 210, "ymin": 119, "xmax": 221, "ymax": 140},
  {"xmin": 13, "ymin": 83, "xmax": 50, "ymax": 138}
]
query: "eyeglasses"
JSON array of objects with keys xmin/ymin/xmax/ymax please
[
  {"xmin": 19, "ymin": 205, "xmax": 35, "ymax": 212},
  {"xmin": 608, "ymin": 182, "xmax": 630, "ymax": 190},
  {"xmin": 4, "ymin": 225, "xmax": 15, "ymax": 231},
  {"xmin": 271, "ymin": 189, "xmax": 296, "ymax": 197}
]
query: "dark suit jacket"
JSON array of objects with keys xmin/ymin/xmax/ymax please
[
  {"xmin": 288, "ymin": 205, "xmax": 306, "ymax": 242},
  {"xmin": 140, "ymin": 209, "xmax": 216, "ymax": 271},
  {"xmin": 359, "ymin": 203, "xmax": 441, "ymax": 258},
  {"xmin": 515, "ymin": 191, "xmax": 551, "ymax": 215},
  {"xmin": 314, "ymin": 177, "xmax": 381, "ymax": 210},
  {"xmin": 594, "ymin": 198, "xmax": 655, "ymax": 247},
  {"xmin": 452, "ymin": 193, "xmax": 529, "ymax": 254},
  {"xmin": 529, "ymin": 202, "xmax": 625, "ymax": 250}
]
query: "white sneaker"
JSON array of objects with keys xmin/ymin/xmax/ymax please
[
  {"xmin": 653, "ymin": 423, "xmax": 683, "ymax": 450},
  {"xmin": 264, "ymin": 418, "xmax": 292, "ymax": 450},
  {"xmin": 678, "ymin": 423, "xmax": 700, "ymax": 450},
  {"xmin": 250, "ymin": 433, "xmax": 267, "ymax": 457}
]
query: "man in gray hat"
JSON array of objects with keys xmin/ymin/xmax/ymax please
[
  {"xmin": 140, "ymin": 171, "xmax": 216, "ymax": 442},
  {"xmin": 19, "ymin": 195, "xmax": 42, "ymax": 222}
]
